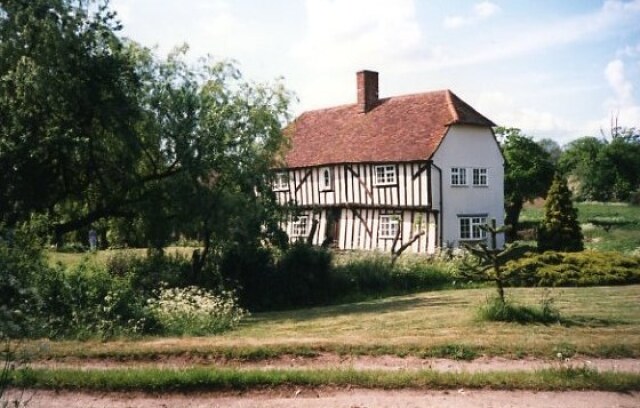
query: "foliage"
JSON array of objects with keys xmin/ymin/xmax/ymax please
[
  {"xmin": 0, "ymin": 0, "xmax": 141, "ymax": 232},
  {"xmin": 497, "ymin": 127, "xmax": 555, "ymax": 240},
  {"xmin": 0, "ymin": 0, "xmax": 291, "ymax": 258},
  {"xmin": 34, "ymin": 261, "xmax": 149, "ymax": 339},
  {"xmin": 332, "ymin": 253, "xmax": 453, "ymax": 298},
  {"xmin": 558, "ymin": 132, "xmax": 640, "ymax": 202},
  {"xmin": 504, "ymin": 250, "xmax": 640, "ymax": 287},
  {"xmin": 146, "ymin": 286, "xmax": 246, "ymax": 336},
  {"xmin": 537, "ymin": 175, "xmax": 584, "ymax": 252},
  {"xmin": 458, "ymin": 219, "xmax": 528, "ymax": 304},
  {"xmin": 0, "ymin": 220, "xmax": 50, "ymax": 339},
  {"xmin": 477, "ymin": 292, "xmax": 560, "ymax": 324}
]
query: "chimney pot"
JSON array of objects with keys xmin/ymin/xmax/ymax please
[{"xmin": 357, "ymin": 70, "xmax": 378, "ymax": 113}]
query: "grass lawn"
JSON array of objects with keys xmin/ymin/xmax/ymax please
[
  {"xmin": 33, "ymin": 285, "xmax": 640, "ymax": 360},
  {"xmin": 46, "ymin": 246, "xmax": 197, "ymax": 268}
]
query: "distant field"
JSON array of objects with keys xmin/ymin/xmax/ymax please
[
  {"xmin": 521, "ymin": 201, "xmax": 640, "ymax": 253},
  {"xmin": 46, "ymin": 246, "xmax": 197, "ymax": 268}
]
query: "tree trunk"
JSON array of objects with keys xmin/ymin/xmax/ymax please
[{"xmin": 504, "ymin": 199, "xmax": 523, "ymax": 242}]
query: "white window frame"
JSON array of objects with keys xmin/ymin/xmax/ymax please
[
  {"xmin": 459, "ymin": 216, "xmax": 488, "ymax": 240},
  {"xmin": 379, "ymin": 215, "xmax": 400, "ymax": 239},
  {"xmin": 291, "ymin": 216, "xmax": 309, "ymax": 238},
  {"xmin": 320, "ymin": 167, "xmax": 333, "ymax": 191},
  {"xmin": 450, "ymin": 167, "xmax": 467, "ymax": 186},
  {"xmin": 472, "ymin": 168, "xmax": 488, "ymax": 186},
  {"xmin": 273, "ymin": 172, "xmax": 289, "ymax": 191},
  {"xmin": 374, "ymin": 165, "xmax": 397, "ymax": 186}
]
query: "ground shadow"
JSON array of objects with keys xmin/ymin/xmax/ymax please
[
  {"xmin": 248, "ymin": 294, "xmax": 470, "ymax": 324},
  {"xmin": 559, "ymin": 315, "xmax": 629, "ymax": 327}
]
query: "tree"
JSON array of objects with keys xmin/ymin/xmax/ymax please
[
  {"xmin": 0, "ymin": 0, "xmax": 143, "ymax": 237},
  {"xmin": 558, "ymin": 133, "xmax": 640, "ymax": 202},
  {"xmin": 557, "ymin": 137, "xmax": 604, "ymax": 200},
  {"xmin": 537, "ymin": 174, "xmax": 583, "ymax": 252},
  {"xmin": 0, "ymin": 1, "xmax": 292, "ymax": 255},
  {"xmin": 497, "ymin": 127, "xmax": 555, "ymax": 241},
  {"xmin": 537, "ymin": 138, "xmax": 562, "ymax": 166},
  {"xmin": 459, "ymin": 219, "xmax": 525, "ymax": 305}
]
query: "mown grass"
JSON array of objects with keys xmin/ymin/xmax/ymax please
[
  {"xmin": 27, "ymin": 285, "xmax": 640, "ymax": 361},
  {"xmin": 46, "ymin": 246, "xmax": 197, "ymax": 269},
  {"xmin": 520, "ymin": 201, "xmax": 640, "ymax": 253},
  {"xmin": 10, "ymin": 366, "xmax": 640, "ymax": 392}
]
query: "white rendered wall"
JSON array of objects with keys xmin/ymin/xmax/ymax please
[{"xmin": 431, "ymin": 125, "xmax": 505, "ymax": 248}]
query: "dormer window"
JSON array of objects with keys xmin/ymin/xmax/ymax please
[
  {"xmin": 273, "ymin": 172, "xmax": 289, "ymax": 191},
  {"xmin": 374, "ymin": 165, "xmax": 396, "ymax": 186},
  {"xmin": 320, "ymin": 167, "xmax": 333, "ymax": 191}
]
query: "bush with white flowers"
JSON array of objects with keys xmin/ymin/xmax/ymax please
[{"xmin": 146, "ymin": 286, "xmax": 247, "ymax": 336}]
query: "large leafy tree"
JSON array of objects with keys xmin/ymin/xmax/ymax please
[
  {"xmin": 0, "ymin": 0, "xmax": 143, "ymax": 236},
  {"xmin": 558, "ymin": 131, "xmax": 640, "ymax": 201},
  {"xmin": 1, "ymin": 1, "xmax": 291, "ymax": 252},
  {"xmin": 497, "ymin": 127, "xmax": 555, "ymax": 241},
  {"xmin": 557, "ymin": 137, "xmax": 606, "ymax": 200}
]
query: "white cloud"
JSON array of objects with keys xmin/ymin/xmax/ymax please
[
  {"xmin": 605, "ymin": 59, "xmax": 634, "ymax": 108},
  {"xmin": 443, "ymin": 1, "xmax": 500, "ymax": 29},
  {"xmin": 476, "ymin": 91, "xmax": 578, "ymax": 144},
  {"xmin": 432, "ymin": 0, "xmax": 640, "ymax": 70},
  {"xmin": 111, "ymin": 0, "xmax": 264, "ymax": 62},
  {"xmin": 290, "ymin": 0, "xmax": 425, "ymax": 110},
  {"xmin": 593, "ymin": 58, "xmax": 640, "ymax": 136}
]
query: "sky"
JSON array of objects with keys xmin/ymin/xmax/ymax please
[{"xmin": 110, "ymin": 0, "xmax": 640, "ymax": 145}]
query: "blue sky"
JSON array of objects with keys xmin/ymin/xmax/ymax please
[{"xmin": 111, "ymin": 0, "xmax": 640, "ymax": 145}]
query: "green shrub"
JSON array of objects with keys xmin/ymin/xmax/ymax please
[
  {"xmin": 35, "ymin": 261, "xmax": 149, "ymax": 339},
  {"xmin": 146, "ymin": 286, "xmax": 247, "ymax": 336},
  {"xmin": 0, "ymin": 222, "xmax": 49, "ymax": 339},
  {"xmin": 332, "ymin": 252, "xmax": 454, "ymax": 299},
  {"xmin": 505, "ymin": 250, "xmax": 640, "ymax": 287},
  {"xmin": 106, "ymin": 250, "xmax": 198, "ymax": 295},
  {"xmin": 275, "ymin": 243, "xmax": 333, "ymax": 307},
  {"xmin": 478, "ymin": 294, "xmax": 560, "ymax": 324}
]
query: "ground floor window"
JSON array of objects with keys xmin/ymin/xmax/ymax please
[
  {"xmin": 291, "ymin": 215, "xmax": 309, "ymax": 238},
  {"xmin": 379, "ymin": 215, "xmax": 400, "ymax": 239},
  {"xmin": 459, "ymin": 215, "xmax": 487, "ymax": 240}
]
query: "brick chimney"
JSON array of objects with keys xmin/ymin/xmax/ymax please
[{"xmin": 357, "ymin": 70, "xmax": 378, "ymax": 113}]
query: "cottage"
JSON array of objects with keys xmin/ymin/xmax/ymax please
[{"xmin": 275, "ymin": 71, "xmax": 504, "ymax": 253}]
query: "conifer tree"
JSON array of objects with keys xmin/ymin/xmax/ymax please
[{"xmin": 537, "ymin": 174, "xmax": 584, "ymax": 252}]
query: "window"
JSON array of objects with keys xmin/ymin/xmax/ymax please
[
  {"xmin": 291, "ymin": 216, "xmax": 308, "ymax": 237},
  {"xmin": 451, "ymin": 167, "xmax": 467, "ymax": 186},
  {"xmin": 273, "ymin": 172, "xmax": 288, "ymax": 191},
  {"xmin": 472, "ymin": 168, "xmax": 488, "ymax": 186},
  {"xmin": 459, "ymin": 216, "xmax": 487, "ymax": 240},
  {"xmin": 379, "ymin": 215, "xmax": 399, "ymax": 239},
  {"xmin": 320, "ymin": 167, "xmax": 333, "ymax": 191},
  {"xmin": 374, "ymin": 165, "xmax": 396, "ymax": 186}
]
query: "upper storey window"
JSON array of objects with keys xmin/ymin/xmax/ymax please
[
  {"xmin": 320, "ymin": 167, "xmax": 333, "ymax": 191},
  {"xmin": 472, "ymin": 168, "xmax": 488, "ymax": 186},
  {"xmin": 450, "ymin": 167, "xmax": 467, "ymax": 186},
  {"xmin": 374, "ymin": 165, "xmax": 396, "ymax": 186},
  {"xmin": 273, "ymin": 172, "xmax": 289, "ymax": 191}
]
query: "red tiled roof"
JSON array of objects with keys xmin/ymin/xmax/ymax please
[{"xmin": 283, "ymin": 90, "xmax": 495, "ymax": 168}]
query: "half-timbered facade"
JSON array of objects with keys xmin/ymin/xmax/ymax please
[{"xmin": 275, "ymin": 71, "xmax": 504, "ymax": 253}]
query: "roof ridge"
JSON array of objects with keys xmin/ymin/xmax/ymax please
[{"xmin": 445, "ymin": 90, "xmax": 460, "ymax": 123}]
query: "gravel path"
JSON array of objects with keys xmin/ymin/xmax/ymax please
[
  {"xmin": 6, "ymin": 388, "xmax": 640, "ymax": 408},
  {"xmin": 33, "ymin": 354, "xmax": 640, "ymax": 373}
]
